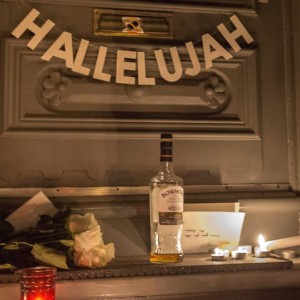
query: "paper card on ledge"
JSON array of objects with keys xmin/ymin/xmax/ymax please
[
  {"xmin": 182, "ymin": 211, "xmax": 245, "ymax": 253},
  {"xmin": 5, "ymin": 191, "xmax": 57, "ymax": 231}
]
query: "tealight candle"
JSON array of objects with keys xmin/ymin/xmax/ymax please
[
  {"xmin": 18, "ymin": 266, "xmax": 56, "ymax": 300},
  {"xmin": 231, "ymin": 246, "xmax": 248, "ymax": 259},
  {"xmin": 211, "ymin": 248, "xmax": 229, "ymax": 261},
  {"xmin": 255, "ymin": 247, "xmax": 271, "ymax": 258},
  {"xmin": 255, "ymin": 234, "xmax": 271, "ymax": 258},
  {"xmin": 238, "ymin": 245, "xmax": 252, "ymax": 255},
  {"xmin": 281, "ymin": 250, "xmax": 296, "ymax": 259}
]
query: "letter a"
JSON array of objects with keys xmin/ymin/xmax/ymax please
[
  {"xmin": 202, "ymin": 33, "xmax": 233, "ymax": 69},
  {"xmin": 41, "ymin": 32, "xmax": 74, "ymax": 68},
  {"xmin": 11, "ymin": 9, "xmax": 55, "ymax": 50}
]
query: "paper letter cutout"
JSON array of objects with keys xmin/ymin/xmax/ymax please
[
  {"xmin": 202, "ymin": 33, "xmax": 233, "ymax": 69},
  {"xmin": 217, "ymin": 15, "xmax": 254, "ymax": 52},
  {"xmin": 154, "ymin": 47, "xmax": 183, "ymax": 82},
  {"xmin": 11, "ymin": 8, "xmax": 55, "ymax": 50},
  {"xmin": 41, "ymin": 31, "xmax": 74, "ymax": 68},
  {"xmin": 72, "ymin": 39, "xmax": 91, "ymax": 76},
  {"xmin": 185, "ymin": 41, "xmax": 201, "ymax": 77},
  {"xmin": 116, "ymin": 50, "xmax": 137, "ymax": 85},
  {"xmin": 137, "ymin": 52, "xmax": 155, "ymax": 85},
  {"xmin": 93, "ymin": 46, "xmax": 111, "ymax": 82}
]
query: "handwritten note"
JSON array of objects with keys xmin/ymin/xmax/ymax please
[
  {"xmin": 182, "ymin": 211, "xmax": 245, "ymax": 253},
  {"xmin": 184, "ymin": 202, "xmax": 239, "ymax": 212}
]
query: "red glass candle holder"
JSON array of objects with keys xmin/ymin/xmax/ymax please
[{"xmin": 18, "ymin": 266, "xmax": 56, "ymax": 300}]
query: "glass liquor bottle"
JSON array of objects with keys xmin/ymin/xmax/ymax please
[{"xmin": 149, "ymin": 133, "xmax": 184, "ymax": 263}]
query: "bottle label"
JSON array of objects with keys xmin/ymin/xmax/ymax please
[{"xmin": 158, "ymin": 186, "xmax": 183, "ymax": 225}]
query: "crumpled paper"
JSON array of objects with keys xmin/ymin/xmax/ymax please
[{"xmin": 68, "ymin": 213, "xmax": 115, "ymax": 268}]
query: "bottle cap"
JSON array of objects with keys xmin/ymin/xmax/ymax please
[
  {"xmin": 160, "ymin": 133, "xmax": 173, "ymax": 161},
  {"xmin": 161, "ymin": 133, "xmax": 173, "ymax": 148}
]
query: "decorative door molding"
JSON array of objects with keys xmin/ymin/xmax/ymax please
[
  {"xmin": 3, "ymin": 0, "xmax": 260, "ymax": 15},
  {"xmin": 2, "ymin": 38, "xmax": 260, "ymax": 139}
]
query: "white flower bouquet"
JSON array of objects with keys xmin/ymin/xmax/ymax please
[
  {"xmin": 68, "ymin": 213, "xmax": 115, "ymax": 268},
  {"xmin": 0, "ymin": 192, "xmax": 115, "ymax": 271}
]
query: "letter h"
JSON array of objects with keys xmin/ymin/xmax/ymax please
[
  {"xmin": 11, "ymin": 8, "xmax": 55, "ymax": 50},
  {"xmin": 217, "ymin": 15, "xmax": 254, "ymax": 52}
]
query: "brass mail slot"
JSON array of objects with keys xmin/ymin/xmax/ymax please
[{"xmin": 93, "ymin": 9, "xmax": 173, "ymax": 38}]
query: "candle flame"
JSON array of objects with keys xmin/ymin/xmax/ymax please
[{"xmin": 258, "ymin": 234, "xmax": 267, "ymax": 250}]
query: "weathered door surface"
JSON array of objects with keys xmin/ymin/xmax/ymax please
[{"xmin": 0, "ymin": 0, "xmax": 292, "ymax": 191}]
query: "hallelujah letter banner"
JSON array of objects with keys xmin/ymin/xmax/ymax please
[{"xmin": 11, "ymin": 9, "xmax": 254, "ymax": 86}]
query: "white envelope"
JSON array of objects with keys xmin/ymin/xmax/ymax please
[{"xmin": 182, "ymin": 211, "xmax": 245, "ymax": 253}]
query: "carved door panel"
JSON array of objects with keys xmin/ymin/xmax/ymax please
[{"xmin": 0, "ymin": 1, "xmax": 290, "ymax": 190}]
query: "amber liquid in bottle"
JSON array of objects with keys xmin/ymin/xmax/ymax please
[{"xmin": 149, "ymin": 133, "xmax": 184, "ymax": 263}]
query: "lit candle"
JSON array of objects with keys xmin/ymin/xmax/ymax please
[
  {"xmin": 255, "ymin": 234, "xmax": 271, "ymax": 258},
  {"xmin": 264, "ymin": 235, "xmax": 300, "ymax": 250},
  {"xmin": 18, "ymin": 267, "xmax": 56, "ymax": 300},
  {"xmin": 211, "ymin": 248, "xmax": 229, "ymax": 261},
  {"xmin": 231, "ymin": 246, "xmax": 248, "ymax": 259}
]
